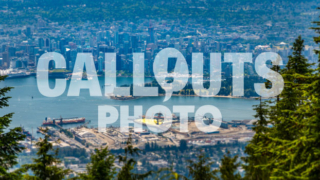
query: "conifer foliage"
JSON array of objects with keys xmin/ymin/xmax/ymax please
[
  {"xmin": 219, "ymin": 151, "xmax": 241, "ymax": 180},
  {"xmin": 242, "ymin": 11, "xmax": 320, "ymax": 178},
  {"xmin": 244, "ymin": 35, "xmax": 315, "ymax": 179},
  {"xmin": 0, "ymin": 76, "xmax": 26, "ymax": 180},
  {"xmin": 79, "ymin": 146, "xmax": 116, "ymax": 180},
  {"xmin": 116, "ymin": 134, "xmax": 152, "ymax": 180},
  {"xmin": 23, "ymin": 129, "xmax": 71, "ymax": 180},
  {"xmin": 242, "ymin": 97, "xmax": 270, "ymax": 180},
  {"xmin": 186, "ymin": 153, "xmax": 218, "ymax": 180}
]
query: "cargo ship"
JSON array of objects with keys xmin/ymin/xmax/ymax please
[
  {"xmin": 109, "ymin": 95, "xmax": 141, "ymax": 100},
  {"xmin": 42, "ymin": 117, "xmax": 85, "ymax": 125}
]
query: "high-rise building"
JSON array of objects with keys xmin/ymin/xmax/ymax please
[
  {"xmin": 107, "ymin": 46, "xmax": 115, "ymax": 53},
  {"xmin": 98, "ymin": 54, "xmax": 103, "ymax": 73},
  {"xmin": 99, "ymin": 45, "xmax": 108, "ymax": 53},
  {"xmin": 2, "ymin": 52, "xmax": 9, "ymax": 68},
  {"xmin": 45, "ymin": 39, "xmax": 50, "ymax": 48},
  {"xmin": 145, "ymin": 50, "xmax": 152, "ymax": 74},
  {"xmin": 124, "ymin": 41, "xmax": 129, "ymax": 54},
  {"xmin": 131, "ymin": 35, "xmax": 138, "ymax": 49},
  {"xmin": 148, "ymin": 25, "xmax": 154, "ymax": 43},
  {"xmin": 106, "ymin": 31, "xmax": 111, "ymax": 39},
  {"xmin": 26, "ymin": 27, "xmax": 32, "ymax": 37},
  {"xmin": 65, "ymin": 49, "xmax": 71, "ymax": 70},
  {"xmin": 70, "ymin": 49, "xmax": 77, "ymax": 70},
  {"xmin": 114, "ymin": 31, "xmax": 119, "ymax": 45},
  {"xmin": 33, "ymin": 47, "xmax": 39, "ymax": 55},
  {"xmin": 59, "ymin": 38, "xmax": 67, "ymax": 53},
  {"xmin": 15, "ymin": 51, "xmax": 23, "ymax": 57},
  {"xmin": 29, "ymin": 54, "xmax": 35, "ymax": 66},
  {"xmin": 168, "ymin": 57, "xmax": 176, "ymax": 73},
  {"xmin": 8, "ymin": 47, "xmax": 16, "ymax": 57},
  {"xmin": 27, "ymin": 45, "xmax": 35, "ymax": 55},
  {"xmin": 97, "ymin": 31, "xmax": 104, "ymax": 42},
  {"xmin": 1, "ymin": 44, "xmax": 7, "ymax": 52},
  {"xmin": 118, "ymin": 32, "xmax": 124, "ymax": 45},
  {"xmin": 35, "ymin": 54, "xmax": 40, "ymax": 67},
  {"xmin": 38, "ymin": 38, "xmax": 44, "ymax": 49},
  {"xmin": 38, "ymin": 49, "xmax": 45, "ymax": 57}
]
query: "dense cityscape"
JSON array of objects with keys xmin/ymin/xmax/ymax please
[
  {"xmin": 0, "ymin": 14, "xmax": 319, "ymax": 77},
  {"xmin": 1, "ymin": 0, "xmax": 320, "ymax": 179}
]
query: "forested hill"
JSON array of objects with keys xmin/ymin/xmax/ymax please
[{"xmin": 0, "ymin": 0, "xmax": 318, "ymax": 25}]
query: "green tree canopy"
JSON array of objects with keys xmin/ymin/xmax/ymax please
[
  {"xmin": 0, "ymin": 75, "xmax": 26, "ymax": 180},
  {"xmin": 117, "ymin": 134, "xmax": 152, "ymax": 180},
  {"xmin": 23, "ymin": 130, "xmax": 71, "ymax": 180},
  {"xmin": 187, "ymin": 153, "xmax": 218, "ymax": 180},
  {"xmin": 79, "ymin": 146, "xmax": 116, "ymax": 180},
  {"xmin": 219, "ymin": 151, "xmax": 241, "ymax": 180}
]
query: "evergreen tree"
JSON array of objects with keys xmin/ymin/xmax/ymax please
[
  {"xmin": 243, "ymin": 35, "xmax": 314, "ymax": 179},
  {"xmin": 244, "ymin": 34, "xmax": 315, "ymax": 179},
  {"xmin": 274, "ymin": 8, "xmax": 320, "ymax": 179},
  {"xmin": 0, "ymin": 75, "xmax": 26, "ymax": 180},
  {"xmin": 270, "ymin": 35, "xmax": 312, "ymax": 141},
  {"xmin": 79, "ymin": 146, "xmax": 116, "ymax": 180},
  {"xmin": 242, "ymin": 97, "xmax": 270, "ymax": 180},
  {"xmin": 156, "ymin": 164, "xmax": 186, "ymax": 180},
  {"xmin": 187, "ymin": 153, "xmax": 218, "ymax": 180},
  {"xmin": 179, "ymin": 139, "xmax": 187, "ymax": 152},
  {"xmin": 219, "ymin": 151, "xmax": 241, "ymax": 180},
  {"xmin": 255, "ymin": 15, "xmax": 320, "ymax": 179},
  {"xmin": 265, "ymin": 36, "xmax": 313, "ymax": 178},
  {"xmin": 117, "ymin": 134, "xmax": 152, "ymax": 180},
  {"xmin": 23, "ymin": 130, "xmax": 71, "ymax": 180}
]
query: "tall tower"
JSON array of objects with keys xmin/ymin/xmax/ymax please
[
  {"xmin": 70, "ymin": 49, "xmax": 77, "ymax": 70},
  {"xmin": 98, "ymin": 52, "xmax": 104, "ymax": 73},
  {"xmin": 114, "ymin": 31, "xmax": 119, "ymax": 46},
  {"xmin": 148, "ymin": 20, "xmax": 154, "ymax": 43}
]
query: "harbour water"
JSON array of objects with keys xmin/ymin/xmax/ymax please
[{"xmin": 0, "ymin": 76, "xmax": 259, "ymax": 134}]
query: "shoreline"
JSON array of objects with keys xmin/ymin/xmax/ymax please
[
  {"xmin": 109, "ymin": 94, "xmax": 270, "ymax": 100},
  {"xmin": 4, "ymin": 75, "xmax": 270, "ymax": 100},
  {"xmin": 158, "ymin": 94, "xmax": 266, "ymax": 100}
]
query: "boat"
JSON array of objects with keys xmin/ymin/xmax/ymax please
[
  {"xmin": 109, "ymin": 95, "xmax": 141, "ymax": 100},
  {"xmin": 42, "ymin": 117, "xmax": 85, "ymax": 125}
]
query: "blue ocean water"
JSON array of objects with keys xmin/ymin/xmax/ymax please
[{"xmin": 0, "ymin": 76, "xmax": 259, "ymax": 134}]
